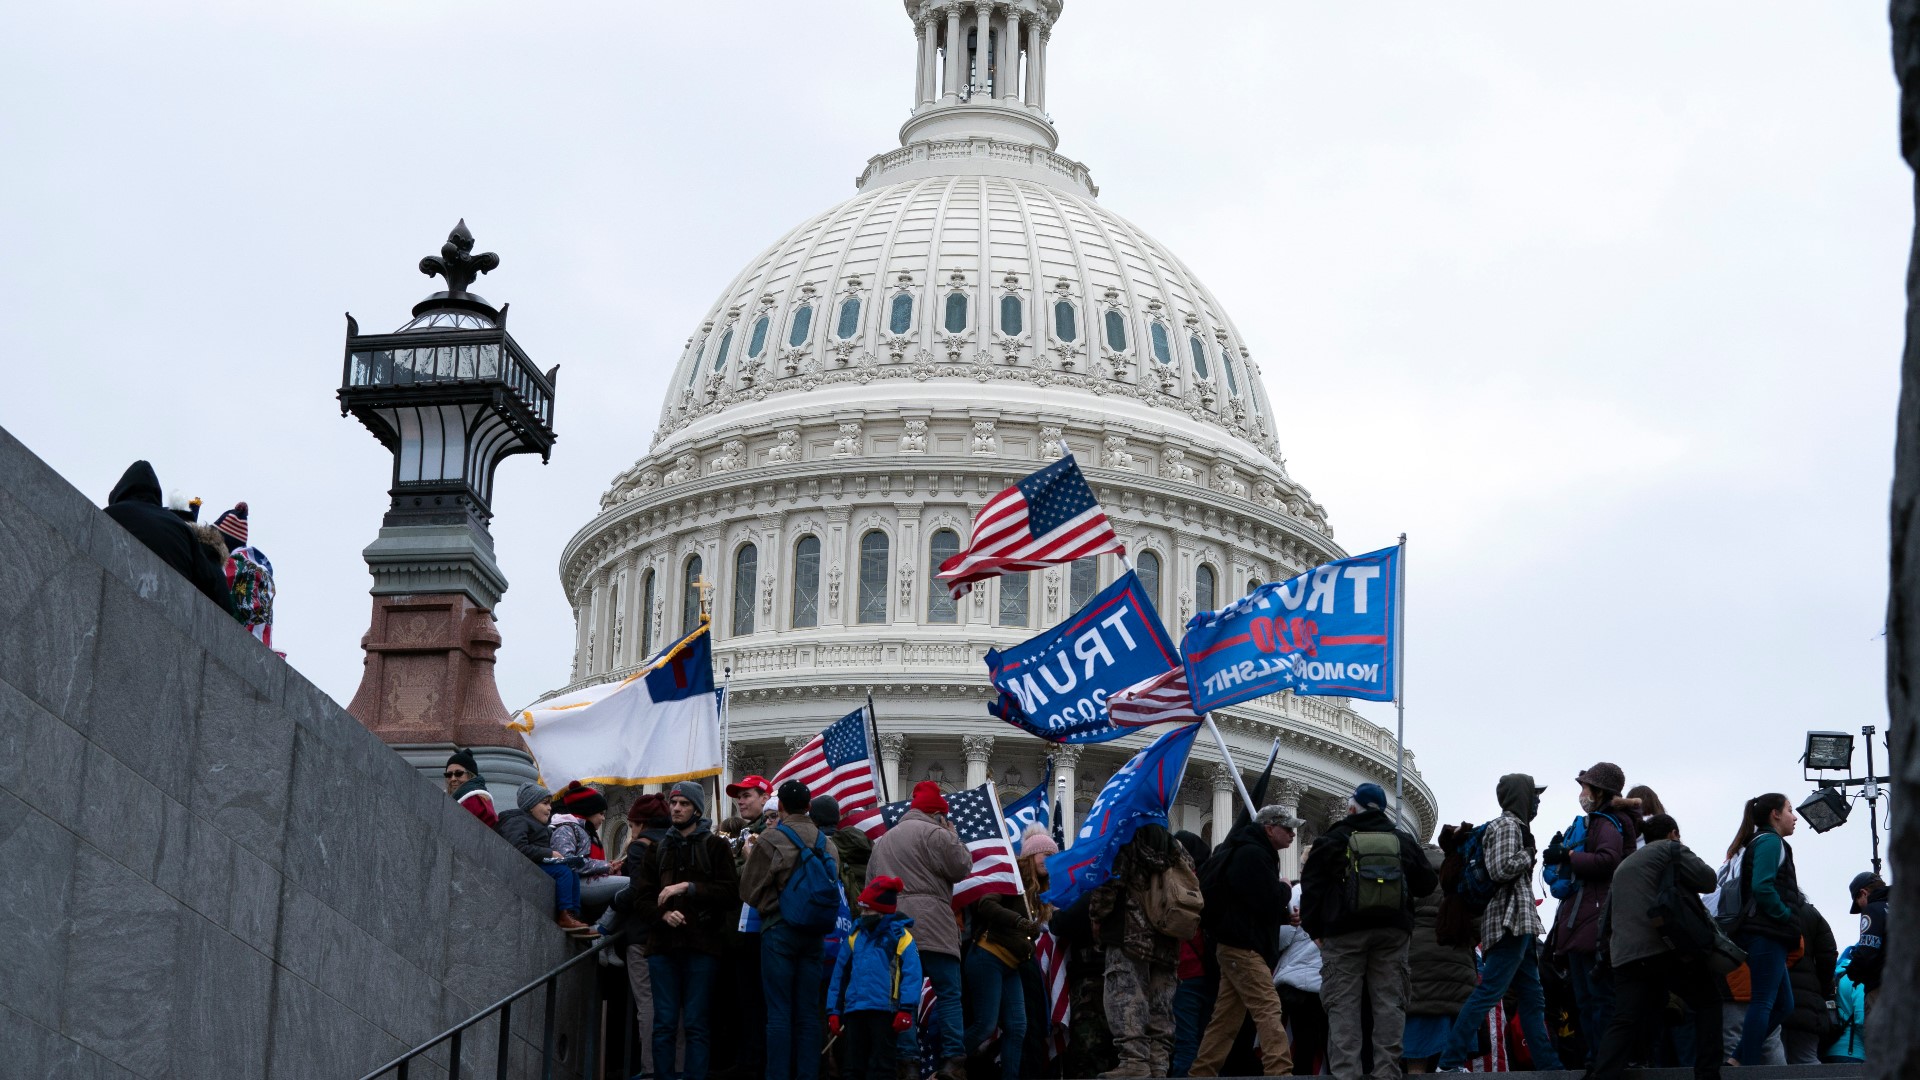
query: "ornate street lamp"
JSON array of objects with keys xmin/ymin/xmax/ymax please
[{"xmin": 337, "ymin": 221, "xmax": 558, "ymax": 783}]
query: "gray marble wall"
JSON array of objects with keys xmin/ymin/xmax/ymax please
[{"xmin": 0, "ymin": 425, "xmax": 591, "ymax": 1080}]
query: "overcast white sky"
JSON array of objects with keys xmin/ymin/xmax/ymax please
[{"xmin": 2, "ymin": 2, "xmax": 1905, "ymax": 940}]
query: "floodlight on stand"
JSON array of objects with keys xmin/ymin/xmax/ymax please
[
  {"xmin": 1798, "ymin": 787, "xmax": 1851, "ymax": 834},
  {"xmin": 1803, "ymin": 730, "xmax": 1855, "ymax": 771}
]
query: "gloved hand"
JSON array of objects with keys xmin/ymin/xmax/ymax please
[
  {"xmin": 892, "ymin": 1011, "xmax": 914, "ymax": 1033},
  {"xmin": 828, "ymin": 1015, "xmax": 843, "ymax": 1037},
  {"xmin": 1543, "ymin": 834, "xmax": 1570, "ymax": 866}
]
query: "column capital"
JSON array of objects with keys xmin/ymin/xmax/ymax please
[
  {"xmin": 1269, "ymin": 777, "xmax": 1309, "ymax": 811},
  {"xmin": 1051, "ymin": 744, "xmax": 1084, "ymax": 767},
  {"xmin": 1208, "ymin": 760, "xmax": 1238, "ymax": 791},
  {"xmin": 784, "ymin": 734, "xmax": 811, "ymax": 758},
  {"xmin": 878, "ymin": 732, "xmax": 910, "ymax": 760},
  {"xmin": 961, "ymin": 733, "xmax": 996, "ymax": 763}
]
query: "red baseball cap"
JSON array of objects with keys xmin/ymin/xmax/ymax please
[{"xmin": 726, "ymin": 775, "xmax": 773, "ymax": 797}]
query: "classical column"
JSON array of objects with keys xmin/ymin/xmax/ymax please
[
  {"xmin": 914, "ymin": 17, "xmax": 930, "ymax": 105},
  {"xmin": 973, "ymin": 3, "xmax": 991, "ymax": 96},
  {"xmin": 1002, "ymin": 9, "xmax": 1021, "ymax": 101},
  {"xmin": 1036, "ymin": 21, "xmax": 1051, "ymax": 111},
  {"xmin": 962, "ymin": 734, "xmax": 995, "ymax": 788},
  {"xmin": 920, "ymin": 14, "xmax": 940, "ymax": 104},
  {"xmin": 1209, "ymin": 761, "xmax": 1237, "ymax": 845},
  {"xmin": 1271, "ymin": 777, "xmax": 1310, "ymax": 880},
  {"xmin": 943, "ymin": 2, "xmax": 965, "ymax": 101},
  {"xmin": 1054, "ymin": 744, "xmax": 1082, "ymax": 843},
  {"xmin": 1024, "ymin": 18, "xmax": 1042, "ymax": 106},
  {"xmin": 879, "ymin": 732, "xmax": 910, "ymax": 801}
]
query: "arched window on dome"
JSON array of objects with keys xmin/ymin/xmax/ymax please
[
  {"xmin": 638, "ymin": 569, "xmax": 655, "ymax": 659},
  {"xmin": 1104, "ymin": 310, "xmax": 1128, "ymax": 352},
  {"xmin": 1053, "ymin": 299, "xmax": 1078, "ymax": 343},
  {"xmin": 1195, "ymin": 563, "xmax": 1217, "ymax": 614},
  {"xmin": 792, "ymin": 536, "xmax": 822, "ymax": 628},
  {"xmin": 944, "ymin": 291, "xmax": 969, "ymax": 334},
  {"xmin": 998, "ymin": 572, "xmax": 1031, "ymax": 627},
  {"xmin": 889, "ymin": 292, "xmax": 915, "ymax": 335},
  {"xmin": 1221, "ymin": 341, "xmax": 1241, "ymax": 396},
  {"xmin": 1136, "ymin": 550, "xmax": 1162, "ymax": 612},
  {"xmin": 836, "ymin": 297, "xmax": 862, "ymax": 340},
  {"xmin": 1189, "ymin": 335, "xmax": 1211, "ymax": 380},
  {"xmin": 747, "ymin": 315, "xmax": 770, "ymax": 359},
  {"xmin": 858, "ymin": 531, "xmax": 889, "ymax": 624},
  {"xmin": 681, "ymin": 554, "xmax": 704, "ymax": 636},
  {"xmin": 999, "ymin": 294, "xmax": 1023, "ymax": 337},
  {"xmin": 1069, "ymin": 557, "xmax": 1097, "ymax": 610},
  {"xmin": 1150, "ymin": 321, "xmax": 1173, "ymax": 365},
  {"xmin": 788, "ymin": 304, "xmax": 814, "ymax": 349},
  {"xmin": 927, "ymin": 529, "xmax": 960, "ymax": 623},
  {"xmin": 710, "ymin": 329, "xmax": 734, "ymax": 372},
  {"xmin": 732, "ymin": 544, "xmax": 757, "ymax": 637}
]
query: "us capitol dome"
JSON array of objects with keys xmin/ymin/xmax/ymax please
[{"xmin": 557, "ymin": 0, "xmax": 1437, "ymax": 861}]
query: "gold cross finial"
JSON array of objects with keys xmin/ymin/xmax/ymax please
[{"xmin": 693, "ymin": 575, "xmax": 715, "ymax": 618}]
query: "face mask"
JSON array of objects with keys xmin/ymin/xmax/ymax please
[{"xmin": 1578, "ymin": 792, "xmax": 1595, "ymax": 814}]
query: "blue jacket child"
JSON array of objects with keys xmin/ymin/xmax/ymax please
[{"xmin": 828, "ymin": 875, "xmax": 922, "ymax": 1034}]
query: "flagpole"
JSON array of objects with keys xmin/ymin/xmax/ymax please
[
  {"xmin": 719, "ymin": 650, "xmax": 732, "ymax": 809},
  {"xmin": 866, "ymin": 691, "xmax": 890, "ymax": 805},
  {"xmin": 1393, "ymin": 532, "xmax": 1407, "ymax": 823},
  {"xmin": 1201, "ymin": 714, "xmax": 1258, "ymax": 818}
]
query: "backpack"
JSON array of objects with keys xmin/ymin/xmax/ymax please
[
  {"xmin": 1454, "ymin": 822, "xmax": 1499, "ymax": 917},
  {"xmin": 1344, "ymin": 830, "xmax": 1407, "ymax": 917},
  {"xmin": 1713, "ymin": 854, "xmax": 1747, "ymax": 932},
  {"xmin": 1647, "ymin": 856, "xmax": 1718, "ymax": 958},
  {"xmin": 1544, "ymin": 811, "xmax": 1623, "ymax": 900},
  {"xmin": 1140, "ymin": 859, "xmax": 1205, "ymax": 939},
  {"xmin": 773, "ymin": 823, "xmax": 842, "ymax": 934}
]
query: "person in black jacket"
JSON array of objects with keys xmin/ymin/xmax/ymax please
[
  {"xmin": 1187, "ymin": 806, "xmax": 1299, "ymax": 1078},
  {"xmin": 1300, "ymin": 783, "xmax": 1438, "ymax": 1080},
  {"xmin": 102, "ymin": 461, "xmax": 239, "ymax": 617},
  {"xmin": 1781, "ymin": 900, "xmax": 1839, "ymax": 1066},
  {"xmin": 1845, "ymin": 872, "xmax": 1889, "ymax": 1012}
]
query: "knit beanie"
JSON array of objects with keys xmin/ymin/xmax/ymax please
[
  {"xmin": 778, "ymin": 779, "xmax": 812, "ymax": 813},
  {"xmin": 859, "ymin": 875, "xmax": 905, "ymax": 914},
  {"xmin": 517, "ymin": 783, "xmax": 553, "ymax": 813},
  {"xmin": 910, "ymin": 780, "xmax": 949, "ymax": 815},
  {"xmin": 810, "ymin": 794, "xmax": 841, "ymax": 830},
  {"xmin": 212, "ymin": 502, "xmax": 249, "ymax": 551},
  {"xmin": 555, "ymin": 780, "xmax": 608, "ymax": 818},
  {"xmin": 1018, "ymin": 822, "xmax": 1059, "ymax": 858},
  {"xmin": 670, "ymin": 780, "xmax": 709, "ymax": 817},
  {"xmin": 446, "ymin": 748, "xmax": 480, "ymax": 776},
  {"xmin": 627, "ymin": 793, "xmax": 671, "ymax": 828}
]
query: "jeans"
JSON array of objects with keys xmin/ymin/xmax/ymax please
[
  {"xmin": 1437, "ymin": 935, "xmax": 1563, "ymax": 1071},
  {"xmin": 842, "ymin": 1010, "xmax": 900, "ymax": 1080},
  {"xmin": 911, "ymin": 951, "xmax": 965, "ymax": 1062},
  {"xmin": 763, "ymin": 923, "xmax": 825, "ymax": 1080},
  {"xmin": 1735, "ymin": 934, "xmax": 1795, "ymax": 1067},
  {"xmin": 1566, "ymin": 950, "xmax": 1615, "ymax": 1065},
  {"xmin": 1169, "ymin": 976, "xmax": 1216, "ymax": 1077},
  {"xmin": 963, "ymin": 947, "xmax": 1027, "ymax": 1077},
  {"xmin": 1587, "ymin": 954, "xmax": 1721, "ymax": 1080},
  {"xmin": 538, "ymin": 862, "xmax": 581, "ymax": 915},
  {"xmin": 650, "ymin": 951, "xmax": 718, "ymax": 1080},
  {"xmin": 580, "ymin": 874, "xmax": 630, "ymax": 920}
]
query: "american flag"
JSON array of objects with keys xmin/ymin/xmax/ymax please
[
  {"xmin": 770, "ymin": 709, "xmax": 884, "ymax": 837},
  {"xmin": 1106, "ymin": 666, "xmax": 1204, "ymax": 728},
  {"xmin": 915, "ymin": 978, "xmax": 941, "ymax": 1080},
  {"xmin": 875, "ymin": 784, "xmax": 1023, "ymax": 908},
  {"xmin": 937, "ymin": 455, "xmax": 1124, "ymax": 599},
  {"xmin": 1034, "ymin": 928, "xmax": 1070, "ymax": 1060}
]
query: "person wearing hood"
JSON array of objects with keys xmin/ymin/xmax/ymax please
[
  {"xmin": 1402, "ymin": 844, "xmax": 1476, "ymax": 1073},
  {"xmin": 1301, "ymin": 783, "xmax": 1438, "ymax": 1080},
  {"xmin": 496, "ymin": 783, "xmax": 598, "ymax": 937},
  {"xmin": 1541, "ymin": 761, "xmax": 1639, "ymax": 1063},
  {"xmin": 1435, "ymin": 774, "xmax": 1565, "ymax": 1072},
  {"xmin": 829, "ymin": 876, "xmax": 923, "ymax": 1080},
  {"xmin": 617, "ymin": 780, "xmax": 737, "ymax": 1080},
  {"xmin": 443, "ymin": 749, "xmax": 497, "ymax": 828},
  {"xmin": 1189, "ymin": 806, "xmax": 1302, "ymax": 1078},
  {"xmin": 102, "ymin": 461, "xmax": 239, "ymax": 617}
]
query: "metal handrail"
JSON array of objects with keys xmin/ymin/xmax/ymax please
[{"xmin": 356, "ymin": 933, "xmax": 622, "ymax": 1080}]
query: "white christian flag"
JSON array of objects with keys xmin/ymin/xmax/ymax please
[{"xmin": 509, "ymin": 622, "xmax": 723, "ymax": 787}]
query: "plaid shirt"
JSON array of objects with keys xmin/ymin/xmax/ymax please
[{"xmin": 1481, "ymin": 811, "xmax": 1543, "ymax": 946}]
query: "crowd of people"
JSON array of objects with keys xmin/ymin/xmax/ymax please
[{"xmin": 437, "ymin": 749, "xmax": 1893, "ymax": 1080}]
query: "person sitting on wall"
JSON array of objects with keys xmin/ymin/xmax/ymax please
[
  {"xmin": 101, "ymin": 460, "xmax": 238, "ymax": 616},
  {"xmin": 444, "ymin": 749, "xmax": 496, "ymax": 828},
  {"xmin": 552, "ymin": 780, "xmax": 630, "ymax": 920},
  {"xmin": 496, "ymin": 782, "xmax": 599, "ymax": 938}
]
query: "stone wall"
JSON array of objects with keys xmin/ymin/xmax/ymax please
[{"xmin": 0, "ymin": 425, "xmax": 590, "ymax": 1079}]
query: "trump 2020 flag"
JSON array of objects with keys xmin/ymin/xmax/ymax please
[
  {"xmin": 938, "ymin": 455, "xmax": 1125, "ymax": 599},
  {"xmin": 1001, "ymin": 759, "xmax": 1053, "ymax": 855},
  {"xmin": 1181, "ymin": 545, "xmax": 1399, "ymax": 713},
  {"xmin": 509, "ymin": 623, "xmax": 722, "ymax": 786},
  {"xmin": 1042, "ymin": 721, "xmax": 1199, "ymax": 911},
  {"xmin": 986, "ymin": 571, "xmax": 1179, "ymax": 744}
]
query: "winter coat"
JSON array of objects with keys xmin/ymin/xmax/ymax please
[
  {"xmin": 1549, "ymin": 808, "xmax": 1633, "ymax": 956},
  {"xmin": 868, "ymin": 808, "xmax": 972, "ymax": 958},
  {"xmin": 1299, "ymin": 808, "xmax": 1438, "ymax": 939},
  {"xmin": 1270, "ymin": 924, "xmax": 1322, "ymax": 994},
  {"xmin": 1088, "ymin": 824, "xmax": 1190, "ymax": 966},
  {"xmin": 496, "ymin": 808, "xmax": 554, "ymax": 864},
  {"xmin": 828, "ymin": 912, "xmax": 922, "ymax": 1016},
  {"xmin": 102, "ymin": 461, "xmax": 239, "ymax": 617},
  {"xmin": 1407, "ymin": 847, "xmax": 1477, "ymax": 1016},
  {"xmin": 550, "ymin": 814, "xmax": 613, "ymax": 877},
  {"xmin": 1738, "ymin": 830, "xmax": 1804, "ymax": 944},
  {"xmin": 832, "ymin": 825, "xmax": 874, "ymax": 903},
  {"xmin": 1785, "ymin": 902, "xmax": 1839, "ymax": 1036},
  {"xmin": 740, "ymin": 814, "xmax": 831, "ymax": 929},
  {"xmin": 1199, "ymin": 818, "xmax": 1292, "ymax": 965},
  {"xmin": 1823, "ymin": 965, "xmax": 1867, "ymax": 1062},
  {"xmin": 1604, "ymin": 839, "xmax": 1716, "ymax": 967},
  {"xmin": 618, "ymin": 819, "xmax": 739, "ymax": 956},
  {"xmin": 1846, "ymin": 886, "xmax": 1889, "ymax": 991},
  {"xmin": 971, "ymin": 892, "xmax": 1038, "ymax": 966},
  {"xmin": 451, "ymin": 778, "xmax": 498, "ymax": 829}
]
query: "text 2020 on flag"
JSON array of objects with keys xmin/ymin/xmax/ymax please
[{"xmin": 937, "ymin": 455, "xmax": 1124, "ymax": 598}]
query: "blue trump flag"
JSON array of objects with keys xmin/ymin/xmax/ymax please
[
  {"xmin": 1181, "ymin": 545, "xmax": 1400, "ymax": 713},
  {"xmin": 1001, "ymin": 758, "xmax": 1053, "ymax": 854},
  {"xmin": 986, "ymin": 570, "xmax": 1179, "ymax": 744},
  {"xmin": 1042, "ymin": 722, "xmax": 1200, "ymax": 910}
]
